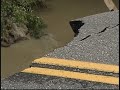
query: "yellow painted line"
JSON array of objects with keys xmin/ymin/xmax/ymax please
[
  {"xmin": 32, "ymin": 57, "xmax": 119, "ymax": 73},
  {"xmin": 21, "ymin": 67, "xmax": 119, "ymax": 85}
]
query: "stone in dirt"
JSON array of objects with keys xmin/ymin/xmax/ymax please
[{"xmin": 1, "ymin": 21, "xmax": 29, "ymax": 47}]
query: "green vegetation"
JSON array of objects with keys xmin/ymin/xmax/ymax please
[{"xmin": 1, "ymin": 0, "xmax": 47, "ymax": 39}]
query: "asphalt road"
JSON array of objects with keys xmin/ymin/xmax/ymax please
[
  {"xmin": 46, "ymin": 10, "xmax": 119, "ymax": 65},
  {"xmin": 1, "ymin": 10, "xmax": 119, "ymax": 89}
]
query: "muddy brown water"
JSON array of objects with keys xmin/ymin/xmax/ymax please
[{"xmin": 1, "ymin": 0, "xmax": 119, "ymax": 79}]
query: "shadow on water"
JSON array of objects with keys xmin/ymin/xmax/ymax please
[{"xmin": 1, "ymin": 0, "xmax": 119, "ymax": 79}]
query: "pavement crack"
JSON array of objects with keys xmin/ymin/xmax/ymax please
[
  {"xmin": 97, "ymin": 24, "xmax": 119, "ymax": 34},
  {"xmin": 110, "ymin": 24, "xmax": 119, "ymax": 28},
  {"xmin": 79, "ymin": 23, "xmax": 119, "ymax": 41},
  {"xmin": 97, "ymin": 26, "xmax": 109, "ymax": 34},
  {"xmin": 80, "ymin": 35, "xmax": 91, "ymax": 41}
]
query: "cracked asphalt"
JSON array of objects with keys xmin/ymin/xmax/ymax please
[
  {"xmin": 1, "ymin": 10, "xmax": 119, "ymax": 89},
  {"xmin": 46, "ymin": 10, "xmax": 119, "ymax": 65}
]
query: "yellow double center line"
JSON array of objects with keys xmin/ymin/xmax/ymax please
[
  {"xmin": 32, "ymin": 57, "xmax": 119, "ymax": 73},
  {"xmin": 21, "ymin": 57, "xmax": 119, "ymax": 85}
]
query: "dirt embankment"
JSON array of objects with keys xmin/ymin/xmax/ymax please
[{"xmin": 1, "ymin": 20, "xmax": 30, "ymax": 47}]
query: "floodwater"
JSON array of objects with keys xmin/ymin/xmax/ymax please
[{"xmin": 1, "ymin": 0, "xmax": 119, "ymax": 79}]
